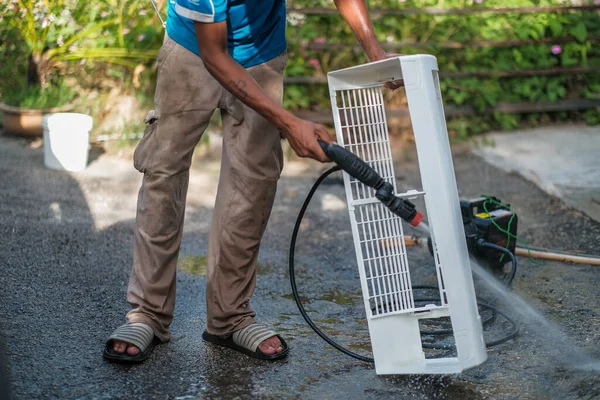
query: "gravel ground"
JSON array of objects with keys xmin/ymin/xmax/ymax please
[{"xmin": 0, "ymin": 132, "xmax": 598, "ymax": 400}]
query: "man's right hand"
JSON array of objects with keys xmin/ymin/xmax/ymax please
[{"xmin": 281, "ymin": 117, "xmax": 335, "ymax": 163}]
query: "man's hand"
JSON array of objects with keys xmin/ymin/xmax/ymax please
[
  {"xmin": 281, "ymin": 118, "xmax": 334, "ymax": 163},
  {"xmin": 376, "ymin": 53, "xmax": 405, "ymax": 91},
  {"xmin": 335, "ymin": 0, "xmax": 405, "ymax": 90}
]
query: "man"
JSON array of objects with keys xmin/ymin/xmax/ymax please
[{"xmin": 104, "ymin": 0, "xmax": 401, "ymax": 362}]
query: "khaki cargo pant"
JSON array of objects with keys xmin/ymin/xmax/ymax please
[{"xmin": 125, "ymin": 35, "xmax": 286, "ymax": 342}]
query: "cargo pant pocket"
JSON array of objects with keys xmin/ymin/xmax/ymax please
[{"xmin": 133, "ymin": 111, "xmax": 160, "ymax": 174}]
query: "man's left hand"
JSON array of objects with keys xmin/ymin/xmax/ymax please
[{"xmin": 374, "ymin": 53, "xmax": 405, "ymax": 91}]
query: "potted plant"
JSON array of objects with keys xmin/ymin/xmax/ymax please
[
  {"xmin": 0, "ymin": 81, "xmax": 76, "ymax": 137},
  {"xmin": 0, "ymin": 0, "xmax": 160, "ymax": 137}
]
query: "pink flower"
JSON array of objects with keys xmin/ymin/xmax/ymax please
[
  {"xmin": 313, "ymin": 37, "xmax": 326, "ymax": 44},
  {"xmin": 308, "ymin": 58, "xmax": 320, "ymax": 69},
  {"xmin": 122, "ymin": 28, "xmax": 130, "ymax": 34},
  {"xmin": 140, "ymin": 9, "xmax": 147, "ymax": 15},
  {"xmin": 595, "ymin": 0, "xmax": 600, "ymax": 4},
  {"xmin": 474, "ymin": 0, "xmax": 483, "ymax": 3},
  {"xmin": 101, "ymin": 11, "xmax": 109, "ymax": 17},
  {"xmin": 137, "ymin": 34, "xmax": 146, "ymax": 42},
  {"xmin": 551, "ymin": 45, "xmax": 562, "ymax": 55}
]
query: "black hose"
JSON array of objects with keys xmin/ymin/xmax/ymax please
[
  {"xmin": 478, "ymin": 240, "xmax": 518, "ymax": 287},
  {"xmin": 288, "ymin": 166, "xmax": 374, "ymax": 363},
  {"xmin": 289, "ymin": 167, "xmax": 519, "ymax": 363}
]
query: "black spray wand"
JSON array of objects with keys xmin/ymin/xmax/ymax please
[{"xmin": 318, "ymin": 140, "xmax": 423, "ymax": 227}]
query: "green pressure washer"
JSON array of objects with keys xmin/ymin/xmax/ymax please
[
  {"xmin": 460, "ymin": 196, "xmax": 519, "ymax": 270},
  {"xmin": 419, "ymin": 195, "xmax": 520, "ymax": 284}
]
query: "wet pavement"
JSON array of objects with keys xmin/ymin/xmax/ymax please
[{"xmin": 0, "ymin": 130, "xmax": 599, "ymax": 399}]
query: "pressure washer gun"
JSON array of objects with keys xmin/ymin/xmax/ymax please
[{"xmin": 318, "ymin": 140, "xmax": 424, "ymax": 228}]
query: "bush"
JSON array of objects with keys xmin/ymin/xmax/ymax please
[
  {"xmin": 0, "ymin": 0, "xmax": 163, "ymax": 111},
  {"xmin": 285, "ymin": 0, "xmax": 600, "ymax": 137},
  {"xmin": 1, "ymin": 0, "xmax": 597, "ymax": 138},
  {"xmin": 1, "ymin": 81, "xmax": 76, "ymax": 109}
]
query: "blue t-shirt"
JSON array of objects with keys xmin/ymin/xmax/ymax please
[{"xmin": 166, "ymin": 0, "xmax": 287, "ymax": 68}]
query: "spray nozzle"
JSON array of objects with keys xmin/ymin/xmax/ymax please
[{"xmin": 318, "ymin": 140, "xmax": 424, "ymax": 227}]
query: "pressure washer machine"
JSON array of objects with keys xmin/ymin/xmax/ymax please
[{"xmin": 460, "ymin": 197, "xmax": 518, "ymax": 270}]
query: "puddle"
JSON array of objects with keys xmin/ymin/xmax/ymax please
[
  {"xmin": 314, "ymin": 317, "xmax": 341, "ymax": 325},
  {"xmin": 316, "ymin": 288, "xmax": 360, "ymax": 306},
  {"xmin": 280, "ymin": 293, "xmax": 310, "ymax": 303},
  {"xmin": 346, "ymin": 341, "xmax": 373, "ymax": 352},
  {"xmin": 178, "ymin": 255, "xmax": 208, "ymax": 276},
  {"xmin": 178, "ymin": 254, "xmax": 273, "ymax": 276},
  {"xmin": 257, "ymin": 262, "xmax": 274, "ymax": 274},
  {"xmin": 295, "ymin": 385, "xmax": 309, "ymax": 392}
]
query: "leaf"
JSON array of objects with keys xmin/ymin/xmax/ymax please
[
  {"xmin": 515, "ymin": 24, "xmax": 530, "ymax": 40},
  {"xmin": 482, "ymin": 89, "xmax": 498, "ymax": 106},
  {"xmin": 529, "ymin": 28, "xmax": 540, "ymax": 40},
  {"xmin": 548, "ymin": 20, "xmax": 563, "ymax": 37},
  {"xmin": 560, "ymin": 53, "xmax": 578, "ymax": 67},
  {"xmin": 570, "ymin": 22, "xmax": 588, "ymax": 43}
]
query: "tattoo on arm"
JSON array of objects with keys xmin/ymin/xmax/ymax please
[{"xmin": 228, "ymin": 79, "xmax": 248, "ymax": 101}]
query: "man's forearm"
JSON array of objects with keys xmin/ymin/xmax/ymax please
[
  {"xmin": 201, "ymin": 52, "xmax": 295, "ymax": 132},
  {"xmin": 193, "ymin": 20, "xmax": 333, "ymax": 162},
  {"xmin": 334, "ymin": 0, "xmax": 385, "ymax": 61},
  {"xmin": 193, "ymin": 21, "xmax": 292, "ymax": 130}
]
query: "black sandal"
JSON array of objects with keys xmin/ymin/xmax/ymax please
[
  {"xmin": 103, "ymin": 323, "xmax": 160, "ymax": 364},
  {"xmin": 202, "ymin": 323, "xmax": 289, "ymax": 360}
]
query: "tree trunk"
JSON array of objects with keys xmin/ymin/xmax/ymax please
[{"xmin": 27, "ymin": 54, "xmax": 42, "ymax": 87}]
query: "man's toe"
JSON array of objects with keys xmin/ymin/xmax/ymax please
[
  {"xmin": 259, "ymin": 343, "xmax": 274, "ymax": 354},
  {"xmin": 126, "ymin": 345, "xmax": 140, "ymax": 356},
  {"xmin": 113, "ymin": 341, "xmax": 125, "ymax": 353},
  {"xmin": 259, "ymin": 336, "xmax": 284, "ymax": 354}
]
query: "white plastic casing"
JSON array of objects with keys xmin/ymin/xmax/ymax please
[{"xmin": 327, "ymin": 55, "xmax": 487, "ymax": 374}]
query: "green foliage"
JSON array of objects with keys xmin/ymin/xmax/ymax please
[
  {"xmin": 1, "ymin": 80, "xmax": 76, "ymax": 109},
  {"xmin": 0, "ymin": 0, "xmax": 598, "ymax": 136},
  {"xmin": 583, "ymin": 109, "xmax": 600, "ymax": 125},
  {"xmin": 286, "ymin": 0, "xmax": 600, "ymax": 136},
  {"xmin": 0, "ymin": 0, "xmax": 162, "ymax": 108}
]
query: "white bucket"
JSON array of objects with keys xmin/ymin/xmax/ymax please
[{"xmin": 43, "ymin": 113, "xmax": 93, "ymax": 172}]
